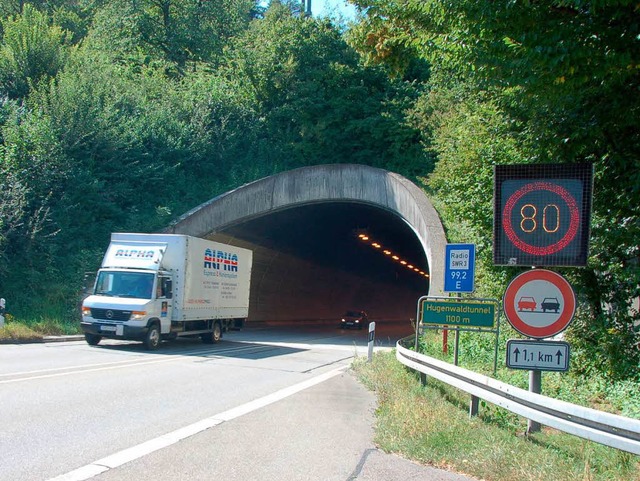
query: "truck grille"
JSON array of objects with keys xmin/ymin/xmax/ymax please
[{"xmin": 90, "ymin": 308, "xmax": 131, "ymax": 322}]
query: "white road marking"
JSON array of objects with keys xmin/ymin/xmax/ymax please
[
  {"xmin": 46, "ymin": 366, "xmax": 348, "ymax": 481},
  {"xmin": 0, "ymin": 344, "xmax": 277, "ymax": 384}
]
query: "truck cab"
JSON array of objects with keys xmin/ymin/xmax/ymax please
[{"xmin": 81, "ymin": 268, "xmax": 174, "ymax": 349}]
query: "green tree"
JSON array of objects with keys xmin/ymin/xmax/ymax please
[
  {"xmin": 0, "ymin": 96, "xmax": 74, "ymax": 311},
  {"xmin": 349, "ymin": 0, "xmax": 640, "ymax": 378},
  {"xmin": 0, "ymin": 3, "xmax": 70, "ymax": 99},
  {"xmin": 227, "ymin": 2, "xmax": 430, "ymax": 174},
  {"xmin": 86, "ymin": 0, "xmax": 258, "ymax": 74}
]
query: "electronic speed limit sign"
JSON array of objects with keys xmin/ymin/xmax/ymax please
[{"xmin": 493, "ymin": 163, "xmax": 593, "ymax": 267}]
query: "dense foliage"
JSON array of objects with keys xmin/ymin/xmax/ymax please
[
  {"xmin": 347, "ymin": 0, "xmax": 639, "ymax": 378},
  {"xmin": 0, "ymin": 1, "xmax": 427, "ymax": 318},
  {"xmin": 0, "ymin": 0, "xmax": 637, "ymax": 379}
]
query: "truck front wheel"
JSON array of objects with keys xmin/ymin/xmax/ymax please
[
  {"xmin": 85, "ymin": 333, "xmax": 102, "ymax": 346},
  {"xmin": 144, "ymin": 323, "xmax": 161, "ymax": 350}
]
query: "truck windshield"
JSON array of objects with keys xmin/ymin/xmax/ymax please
[{"xmin": 94, "ymin": 271, "xmax": 155, "ymax": 299}]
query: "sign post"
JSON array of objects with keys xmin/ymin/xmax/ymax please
[
  {"xmin": 503, "ymin": 268, "xmax": 576, "ymax": 434},
  {"xmin": 494, "ymin": 163, "xmax": 592, "ymax": 434},
  {"xmin": 418, "ymin": 296, "xmax": 501, "ymax": 373},
  {"xmin": 443, "ymin": 243, "xmax": 476, "ymax": 357}
]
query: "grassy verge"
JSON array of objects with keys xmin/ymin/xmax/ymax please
[
  {"xmin": 352, "ymin": 351, "xmax": 640, "ymax": 481},
  {"xmin": 0, "ymin": 313, "xmax": 80, "ymax": 341}
]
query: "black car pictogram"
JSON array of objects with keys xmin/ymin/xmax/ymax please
[{"xmin": 541, "ymin": 297, "xmax": 560, "ymax": 313}]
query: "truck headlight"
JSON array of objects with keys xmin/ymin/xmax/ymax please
[
  {"xmin": 131, "ymin": 311, "xmax": 146, "ymax": 320},
  {"xmin": 82, "ymin": 306, "xmax": 91, "ymax": 317}
]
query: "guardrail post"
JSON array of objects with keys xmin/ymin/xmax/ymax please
[
  {"xmin": 413, "ymin": 332, "xmax": 428, "ymax": 385},
  {"xmin": 469, "ymin": 396, "xmax": 479, "ymax": 417}
]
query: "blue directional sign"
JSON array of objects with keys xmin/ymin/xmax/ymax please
[{"xmin": 444, "ymin": 244, "xmax": 476, "ymax": 293}]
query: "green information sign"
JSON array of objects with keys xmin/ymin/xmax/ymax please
[{"xmin": 420, "ymin": 299, "xmax": 496, "ymax": 328}]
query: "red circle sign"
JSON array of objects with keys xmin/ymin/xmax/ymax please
[
  {"xmin": 502, "ymin": 181, "xmax": 581, "ymax": 256},
  {"xmin": 503, "ymin": 269, "xmax": 576, "ymax": 339}
]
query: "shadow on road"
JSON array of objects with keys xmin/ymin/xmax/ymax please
[{"xmin": 89, "ymin": 320, "xmax": 415, "ymax": 357}]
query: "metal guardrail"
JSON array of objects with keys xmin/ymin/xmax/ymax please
[{"xmin": 396, "ymin": 336, "xmax": 640, "ymax": 455}]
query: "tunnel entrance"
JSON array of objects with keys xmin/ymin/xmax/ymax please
[
  {"xmin": 212, "ymin": 202, "xmax": 429, "ymax": 323},
  {"xmin": 165, "ymin": 164, "xmax": 447, "ymax": 325}
]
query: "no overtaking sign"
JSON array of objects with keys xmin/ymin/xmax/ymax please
[{"xmin": 503, "ymin": 269, "xmax": 576, "ymax": 339}]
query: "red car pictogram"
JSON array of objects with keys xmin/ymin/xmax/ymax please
[{"xmin": 517, "ymin": 296, "xmax": 537, "ymax": 311}]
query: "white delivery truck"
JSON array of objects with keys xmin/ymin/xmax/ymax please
[{"xmin": 81, "ymin": 233, "xmax": 252, "ymax": 349}]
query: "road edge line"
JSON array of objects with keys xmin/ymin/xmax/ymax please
[{"xmin": 46, "ymin": 366, "xmax": 348, "ymax": 481}]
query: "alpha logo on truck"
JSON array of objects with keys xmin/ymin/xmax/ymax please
[
  {"xmin": 115, "ymin": 249, "xmax": 157, "ymax": 259},
  {"xmin": 204, "ymin": 249, "xmax": 238, "ymax": 272}
]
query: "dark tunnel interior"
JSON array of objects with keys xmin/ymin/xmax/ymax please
[{"xmin": 211, "ymin": 202, "xmax": 430, "ymax": 324}]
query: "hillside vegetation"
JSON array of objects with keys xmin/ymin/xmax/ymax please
[{"xmin": 0, "ymin": 0, "xmax": 638, "ymax": 381}]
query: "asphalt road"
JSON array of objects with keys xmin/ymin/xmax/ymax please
[{"xmin": 0, "ymin": 322, "xmax": 473, "ymax": 481}]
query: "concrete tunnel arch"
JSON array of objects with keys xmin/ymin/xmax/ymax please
[{"xmin": 165, "ymin": 164, "xmax": 447, "ymax": 323}]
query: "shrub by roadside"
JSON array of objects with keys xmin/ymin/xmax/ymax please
[
  {"xmin": 0, "ymin": 321, "xmax": 43, "ymax": 342},
  {"xmin": 0, "ymin": 314, "xmax": 79, "ymax": 342}
]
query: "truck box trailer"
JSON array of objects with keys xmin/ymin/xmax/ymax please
[{"xmin": 81, "ymin": 233, "xmax": 252, "ymax": 349}]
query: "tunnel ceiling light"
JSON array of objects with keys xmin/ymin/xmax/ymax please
[{"xmin": 353, "ymin": 231, "xmax": 429, "ymax": 280}]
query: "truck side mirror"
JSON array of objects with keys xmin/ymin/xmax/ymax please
[{"xmin": 165, "ymin": 280, "xmax": 173, "ymax": 299}]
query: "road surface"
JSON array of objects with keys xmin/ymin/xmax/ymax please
[{"xmin": 0, "ymin": 322, "xmax": 472, "ymax": 481}]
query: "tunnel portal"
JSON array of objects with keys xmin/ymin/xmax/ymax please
[{"xmin": 165, "ymin": 164, "xmax": 447, "ymax": 323}]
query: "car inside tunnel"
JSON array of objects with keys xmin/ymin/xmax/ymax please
[{"xmin": 209, "ymin": 201, "xmax": 429, "ymax": 325}]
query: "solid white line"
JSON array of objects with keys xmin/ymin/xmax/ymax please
[{"xmin": 45, "ymin": 366, "xmax": 348, "ymax": 481}]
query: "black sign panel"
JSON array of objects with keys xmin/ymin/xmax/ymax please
[{"xmin": 494, "ymin": 164, "xmax": 593, "ymax": 266}]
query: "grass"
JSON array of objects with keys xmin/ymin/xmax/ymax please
[
  {"xmin": 0, "ymin": 313, "xmax": 80, "ymax": 341},
  {"xmin": 352, "ymin": 351, "xmax": 640, "ymax": 481}
]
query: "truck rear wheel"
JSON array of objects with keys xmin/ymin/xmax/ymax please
[
  {"xmin": 85, "ymin": 333, "xmax": 102, "ymax": 346},
  {"xmin": 212, "ymin": 321, "xmax": 222, "ymax": 342},
  {"xmin": 201, "ymin": 321, "xmax": 222, "ymax": 344},
  {"xmin": 144, "ymin": 323, "xmax": 161, "ymax": 350}
]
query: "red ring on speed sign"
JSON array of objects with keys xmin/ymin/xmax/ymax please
[
  {"xmin": 502, "ymin": 181, "xmax": 581, "ymax": 256},
  {"xmin": 503, "ymin": 269, "xmax": 576, "ymax": 338}
]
